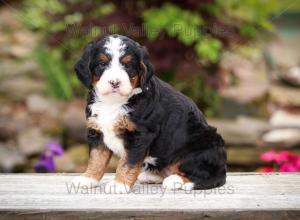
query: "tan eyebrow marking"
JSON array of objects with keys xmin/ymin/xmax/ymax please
[
  {"xmin": 121, "ymin": 54, "xmax": 132, "ymax": 65},
  {"xmin": 99, "ymin": 53, "xmax": 109, "ymax": 62}
]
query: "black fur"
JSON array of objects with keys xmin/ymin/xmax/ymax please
[
  {"xmin": 74, "ymin": 42, "xmax": 94, "ymax": 88},
  {"xmin": 75, "ymin": 34, "xmax": 227, "ymax": 189}
]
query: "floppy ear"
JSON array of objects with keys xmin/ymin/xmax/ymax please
[
  {"xmin": 74, "ymin": 42, "xmax": 94, "ymax": 88},
  {"xmin": 139, "ymin": 46, "xmax": 154, "ymax": 90}
]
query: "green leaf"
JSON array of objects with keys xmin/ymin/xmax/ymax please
[
  {"xmin": 143, "ymin": 3, "xmax": 203, "ymax": 45},
  {"xmin": 195, "ymin": 38, "xmax": 222, "ymax": 63},
  {"xmin": 33, "ymin": 47, "xmax": 73, "ymax": 100}
]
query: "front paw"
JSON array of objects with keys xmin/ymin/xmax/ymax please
[
  {"xmin": 104, "ymin": 180, "xmax": 131, "ymax": 194},
  {"xmin": 87, "ymin": 116, "xmax": 101, "ymax": 131},
  {"xmin": 72, "ymin": 176, "xmax": 99, "ymax": 188}
]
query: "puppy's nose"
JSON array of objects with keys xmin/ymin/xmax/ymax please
[{"xmin": 109, "ymin": 79, "xmax": 121, "ymax": 89}]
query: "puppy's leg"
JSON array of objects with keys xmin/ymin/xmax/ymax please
[
  {"xmin": 105, "ymin": 157, "xmax": 142, "ymax": 193},
  {"xmin": 72, "ymin": 124, "xmax": 112, "ymax": 188},
  {"xmin": 72, "ymin": 146, "xmax": 112, "ymax": 188}
]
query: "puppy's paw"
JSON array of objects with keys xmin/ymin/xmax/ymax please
[
  {"xmin": 181, "ymin": 182, "xmax": 195, "ymax": 191},
  {"xmin": 138, "ymin": 171, "xmax": 163, "ymax": 184},
  {"xmin": 86, "ymin": 116, "xmax": 101, "ymax": 131},
  {"xmin": 71, "ymin": 176, "xmax": 99, "ymax": 188},
  {"xmin": 162, "ymin": 174, "xmax": 184, "ymax": 190},
  {"xmin": 104, "ymin": 180, "xmax": 131, "ymax": 194}
]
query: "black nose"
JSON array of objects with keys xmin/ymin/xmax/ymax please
[{"xmin": 109, "ymin": 80, "xmax": 121, "ymax": 89}]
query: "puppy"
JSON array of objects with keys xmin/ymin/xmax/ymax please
[{"xmin": 72, "ymin": 34, "xmax": 226, "ymax": 193}]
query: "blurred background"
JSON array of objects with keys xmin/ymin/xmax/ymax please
[{"xmin": 0, "ymin": 0, "xmax": 299, "ymax": 173}]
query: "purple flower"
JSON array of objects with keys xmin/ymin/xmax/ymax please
[
  {"xmin": 35, "ymin": 143, "xmax": 64, "ymax": 173},
  {"xmin": 35, "ymin": 154, "xmax": 55, "ymax": 172},
  {"xmin": 45, "ymin": 143, "xmax": 64, "ymax": 156}
]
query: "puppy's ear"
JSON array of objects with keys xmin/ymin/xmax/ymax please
[
  {"xmin": 74, "ymin": 42, "xmax": 94, "ymax": 88},
  {"xmin": 139, "ymin": 46, "xmax": 154, "ymax": 90}
]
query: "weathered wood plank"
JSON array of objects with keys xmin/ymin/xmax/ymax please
[{"xmin": 0, "ymin": 173, "xmax": 299, "ymax": 220}]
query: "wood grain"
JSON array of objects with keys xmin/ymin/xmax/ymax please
[{"xmin": 0, "ymin": 173, "xmax": 299, "ymax": 220}]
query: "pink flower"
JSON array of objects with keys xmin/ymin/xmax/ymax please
[
  {"xmin": 260, "ymin": 150, "xmax": 277, "ymax": 162},
  {"xmin": 258, "ymin": 149, "xmax": 300, "ymax": 173},
  {"xmin": 276, "ymin": 150, "xmax": 290, "ymax": 164},
  {"xmin": 279, "ymin": 163, "xmax": 298, "ymax": 172},
  {"xmin": 287, "ymin": 154, "xmax": 300, "ymax": 169},
  {"xmin": 296, "ymin": 158, "xmax": 300, "ymax": 169},
  {"xmin": 257, "ymin": 167, "xmax": 274, "ymax": 172}
]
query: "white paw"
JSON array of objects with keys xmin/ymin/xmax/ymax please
[
  {"xmin": 138, "ymin": 171, "xmax": 163, "ymax": 184},
  {"xmin": 71, "ymin": 176, "xmax": 99, "ymax": 188},
  {"xmin": 105, "ymin": 180, "xmax": 131, "ymax": 194},
  {"xmin": 86, "ymin": 117, "xmax": 101, "ymax": 131},
  {"xmin": 182, "ymin": 182, "xmax": 195, "ymax": 191},
  {"xmin": 162, "ymin": 174, "xmax": 184, "ymax": 190}
]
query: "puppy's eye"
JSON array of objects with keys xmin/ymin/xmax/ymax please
[
  {"xmin": 99, "ymin": 61, "xmax": 108, "ymax": 67},
  {"xmin": 99, "ymin": 53, "xmax": 109, "ymax": 67},
  {"xmin": 123, "ymin": 62, "xmax": 131, "ymax": 68},
  {"xmin": 121, "ymin": 55, "xmax": 132, "ymax": 68}
]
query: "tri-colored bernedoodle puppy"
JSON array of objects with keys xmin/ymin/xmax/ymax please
[{"xmin": 72, "ymin": 34, "xmax": 227, "ymax": 193}]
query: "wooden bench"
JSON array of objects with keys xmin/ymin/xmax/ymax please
[{"xmin": 0, "ymin": 173, "xmax": 299, "ymax": 220}]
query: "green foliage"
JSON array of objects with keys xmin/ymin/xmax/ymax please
[
  {"xmin": 34, "ymin": 48, "xmax": 73, "ymax": 100},
  {"xmin": 91, "ymin": 2, "xmax": 115, "ymax": 16},
  {"xmin": 143, "ymin": 3, "xmax": 202, "ymax": 45},
  {"xmin": 143, "ymin": 1, "xmax": 278, "ymax": 63},
  {"xmin": 143, "ymin": 3, "xmax": 224, "ymax": 63},
  {"xmin": 22, "ymin": 0, "xmax": 65, "ymax": 30},
  {"xmin": 20, "ymin": 0, "xmax": 278, "ymax": 107},
  {"xmin": 275, "ymin": 0, "xmax": 300, "ymax": 12},
  {"xmin": 213, "ymin": 0, "xmax": 277, "ymax": 34},
  {"xmin": 195, "ymin": 37, "xmax": 222, "ymax": 64},
  {"xmin": 21, "ymin": 0, "xmax": 108, "ymax": 100}
]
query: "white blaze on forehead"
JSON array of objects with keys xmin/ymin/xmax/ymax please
[
  {"xmin": 104, "ymin": 36, "xmax": 125, "ymax": 61},
  {"xmin": 95, "ymin": 36, "xmax": 133, "ymax": 98}
]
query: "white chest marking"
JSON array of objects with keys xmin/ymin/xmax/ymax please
[{"xmin": 90, "ymin": 101, "xmax": 128, "ymax": 157}]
